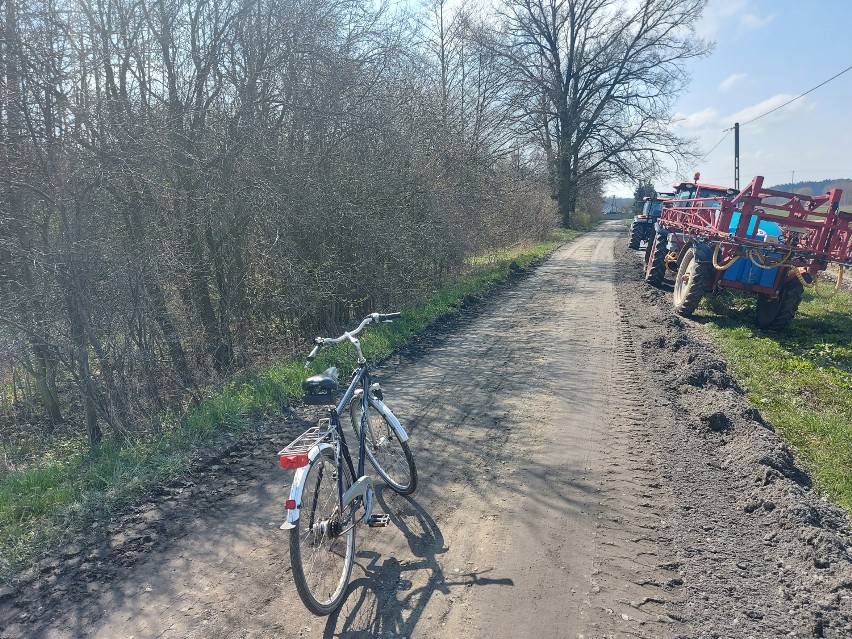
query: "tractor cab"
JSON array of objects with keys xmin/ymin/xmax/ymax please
[
  {"xmin": 640, "ymin": 191, "xmax": 675, "ymax": 220},
  {"xmin": 628, "ymin": 190, "xmax": 675, "ymax": 249},
  {"xmin": 670, "ymin": 181, "xmax": 738, "ymax": 207}
]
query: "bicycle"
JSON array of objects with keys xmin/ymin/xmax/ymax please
[{"xmin": 278, "ymin": 312, "xmax": 418, "ymax": 615}]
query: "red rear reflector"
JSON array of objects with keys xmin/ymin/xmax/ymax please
[
  {"xmin": 638, "ymin": 214, "xmax": 648, "ymax": 219},
  {"xmin": 286, "ymin": 499, "xmax": 297, "ymax": 510},
  {"xmin": 279, "ymin": 453, "xmax": 309, "ymax": 469}
]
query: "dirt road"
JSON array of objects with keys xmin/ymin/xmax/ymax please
[{"xmin": 2, "ymin": 223, "xmax": 851, "ymax": 638}]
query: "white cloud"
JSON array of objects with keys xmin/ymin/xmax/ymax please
[
  {"xmin": 739, "ymin": 12, "xmax": 775, "ymax": 33},
  {"xmin": 696, "ymin": 0, "xmax": 749, "ymax": 39},
  {"xmin": 696, "ymin": 1, "xmax": 774, "ymax": 39},
  {"xmin": 718, "ymin": 73, "xmax": 747, "ymax": 93},
  {"xmin": 722, "ymin": 93, "xmax": 815, "ymax": 129},
  {"xmin": 677, "ymin": 107, "xmax": 719, "ymax": 129}
]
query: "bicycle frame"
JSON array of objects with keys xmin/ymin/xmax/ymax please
[{"xmin": 282, "ymin": 361, "xmax": 409, "ymax": 530}]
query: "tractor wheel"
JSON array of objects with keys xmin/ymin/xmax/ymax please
[
  {"xmin": 645, "ymin": 232, "xmax": 668, "ymax": 286},
  {"xmin": 755, "ymin": 276, "xmax": 805, "ymax": 330},
  {"xmin": 628, "ymin": 222, "xmax": 641, "ymax": 249},
  {"xmin": 672, "ymin": 247, "xmax": 711, "ymax": 316}
]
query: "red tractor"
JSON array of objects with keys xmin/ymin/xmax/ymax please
[{"xmin": 650, "ymin": 175, "xmax": 851, "ymax": 329}]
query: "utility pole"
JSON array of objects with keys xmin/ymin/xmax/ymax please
[{"xmin": 734, "ymin": 122, "xmax": 740, "ymax": 189}]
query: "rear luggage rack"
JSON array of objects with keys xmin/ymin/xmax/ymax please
[{"xmin": 278, "ymin": 419, "xmax": 334, "ymax": 469}]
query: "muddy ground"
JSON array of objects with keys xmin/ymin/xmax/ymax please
[{"xmin": 1, "ymin": 222, "xmax": 850, "ymax": 638}]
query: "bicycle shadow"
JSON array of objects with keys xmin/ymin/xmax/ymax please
[{"xmin": 322, "ymin": 489, "xmax": 513, "ymax": 638}]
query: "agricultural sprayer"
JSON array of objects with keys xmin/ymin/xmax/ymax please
[
  {"xmin": 642, "ymin": 179, "xmax": 739, "ymax": 286},
  {"xmin": 644, "ymin": 175, "xmax": 851, "ymax": 329}
]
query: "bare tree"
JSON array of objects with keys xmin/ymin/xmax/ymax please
[
  {"xmin": 481, "ymin": 0, "xmax": 711, "ymax": 227},
  {"xmin": 0, "ymin": 0, "xmax": 560, "ymax": 453}
]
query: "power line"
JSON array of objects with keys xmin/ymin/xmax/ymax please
[
  {"xmin": 735, "ymin": 63, "xmax": 852, "ymax": 129},
  {"xmin": 693, "ymin": 130, "xmax": 731, "ymax": 170},
  {"xmin": 684, "ymin": 64, "xmax": 852, "ymax": 182}
]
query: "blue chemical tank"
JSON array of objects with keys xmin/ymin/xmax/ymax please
[{"xmin": 720, "ymin": 212, "xmax": 785, "ymax": 288}]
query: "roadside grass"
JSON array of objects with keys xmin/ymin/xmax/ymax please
[
  {"xmin": 695, "ymin": 288, "xmax": 852, "ymax": 512},
  {"xmin": 0, "ymin": 228, "xmax": 581, "ymax": 581}
]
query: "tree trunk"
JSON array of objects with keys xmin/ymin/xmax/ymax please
[
  {"xmin": 185, "ymin": 216, "xmax": 232, "ymax": 370},
  {"xmin": 30, "ymin": 341, "xmax": 63, "ymax": 426},
  {"xmin": 557, "ymin": 151, "xmax": 575, "ymax": 228},
  {"xmin": 121, "ymin": 197, "xmax": 199, "ymax": 401},
  {"xmin": 82, "ymin": 377, "xmax": 102, "ymax": 448},
  {"xmin": 145, "ymin": 271, "xmax": 200, "ymax": 400},
  {"xmin": 68, "ymin": 295, "xmax": 102, "ymax": 448}
]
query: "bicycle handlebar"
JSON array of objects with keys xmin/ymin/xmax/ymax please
[{"xmin": 304, "ymin": 313, "xmax": 400, "ymax": 365}]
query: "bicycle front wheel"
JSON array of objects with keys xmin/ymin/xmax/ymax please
[
  {"xmin": 289, "ymin": 448, "xmax": 355, "ymax": 615},
  {"xmin": 350, "ymin": 399, "xmax": 417, "ymax": 495}
]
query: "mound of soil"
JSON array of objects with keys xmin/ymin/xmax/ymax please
[{"xmin": 615, "ymin": 241, "xmax": 852, "ymax": 638}]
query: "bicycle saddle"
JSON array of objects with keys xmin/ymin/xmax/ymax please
[{"xmin": 303, "ymin": 367, "xmax": 339, "ymax": 392}]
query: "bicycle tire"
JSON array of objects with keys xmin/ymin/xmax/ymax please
[
  {"xmin": 350, "ymin": 398, "xmax": 417, "ymax": 496},
  {"xmin": 289, "ymin": 448, "xmax": 355, "ymax": 616}
]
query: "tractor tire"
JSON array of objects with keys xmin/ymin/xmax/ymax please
[
  {"xmin": 645, "ymin": 232, "xmax": 668, "ymax": 287},
  {"xmin": 755, "ymin": 276, "xmax": 805, "ymax": 330},
  {"xmin": 672, "ymin": 247, "xmax": 712, "ymax": 316},
  {"xmin": 628, "ymin": 222, "xmax": 642, "ymax": 249}
]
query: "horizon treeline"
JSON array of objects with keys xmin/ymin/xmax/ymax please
[
  {"xmin": 774, "ymin": 179, "xmax": 852, "ymax": 205},
  {"xmin": 1, "ymin": 0, "xmax": 601, "ymax": 451}
]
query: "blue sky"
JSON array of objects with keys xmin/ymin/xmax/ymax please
[{"xmin": 607, "ymin": 0, "xmax": 852, "ymax": 197}]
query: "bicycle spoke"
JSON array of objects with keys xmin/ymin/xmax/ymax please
[
  {"xmin": 351, "ymin": 401, "xmax": 417, "ymax": 495},
  {"xmin": 289, "ymin": 450, "xmax": 354, "ymax": 615}
]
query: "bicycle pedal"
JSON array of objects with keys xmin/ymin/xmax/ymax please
[{"xmin": 366, "ymin": 513, "xmax": 391, "ymax": 528}]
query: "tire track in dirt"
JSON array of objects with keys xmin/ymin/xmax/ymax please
[{"xmin": 360, "ymin": 227, "xmax": 690, "ymax": 638}]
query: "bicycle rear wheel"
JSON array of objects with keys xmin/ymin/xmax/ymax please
[
  {"xmin": 350, "ymin": 399, "xmax": 417, "ymax": 495},
  {"xmin": 289, "ymin": 448, "xmax": 355, "ymax": 615}
]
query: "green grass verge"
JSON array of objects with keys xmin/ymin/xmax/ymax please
[
  {"xmin": 696, "ymin": 287, "xmax": 852, "ymax": 511},
  {"xmin": 0, "ymin": 228, "xmax": 581, "ymax": 580}
]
